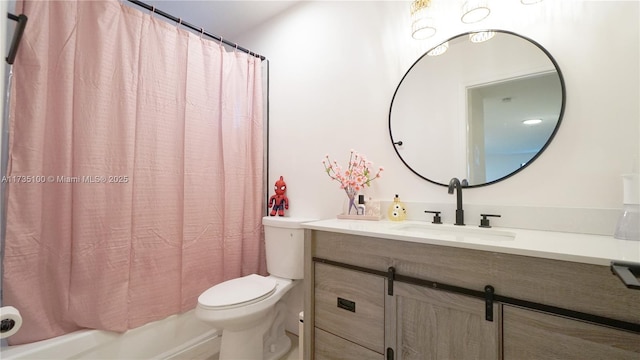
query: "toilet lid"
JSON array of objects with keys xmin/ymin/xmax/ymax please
[{"xmin": 198, "ymin": 274, "xmax": 277, "ymax": 309}]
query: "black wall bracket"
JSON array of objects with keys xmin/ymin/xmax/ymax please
[
  {"xmin": 0, "ymin": 318, "xmax": 16, "ymax": 334},
  {"xmin": 7, "ymin": 12, "xmax": 28, "ymax": 65}
]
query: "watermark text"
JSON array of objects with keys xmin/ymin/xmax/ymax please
[{"xmin": 1, "ymin": 175, "xmax": 129, "ymax": 184}]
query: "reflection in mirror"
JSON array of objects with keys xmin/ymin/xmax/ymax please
[
  {"xmin": 467, "ymin": 72, "xmax": 562, "ymax": 184},
  {"xmin": 389, "ymin": 30, "xmax": 565, "ymax": 187}
]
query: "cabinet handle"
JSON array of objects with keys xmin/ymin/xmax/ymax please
[
  {"xmin": 337, "ymin": 297, "xmax": 356, "ymax": 312},
  {"xmin": 484, "ymin": 285, "xmax": 494, "ymax": 321},
  {"xmin": 386, "ymin": 347, "xmax": 394, "ymax": 360},
  {"xmin": 611, "ymin": 261, "xmax": 640, "ymax": 290}
]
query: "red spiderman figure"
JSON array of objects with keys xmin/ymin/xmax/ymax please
[{"xmin": 269, "ymin": 176, "xmax": 289, "ymax": 216}]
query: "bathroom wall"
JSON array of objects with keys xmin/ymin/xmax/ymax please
[{"xmin": 238, "ymin": 0, "xmax": 639, "ymax": 229}]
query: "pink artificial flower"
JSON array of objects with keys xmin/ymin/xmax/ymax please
[{"xmin": 322, "ymin": 150, "xmax": 383, "ymax": 190}]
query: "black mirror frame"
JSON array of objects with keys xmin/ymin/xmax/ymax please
[{"xmin": 388, "ymin": 29, "xmax": 566, "ymax": 188}]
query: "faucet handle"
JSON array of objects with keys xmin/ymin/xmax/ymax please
[
  {"xmin": 479, "ymin": 214, "xmax": 501, "ymax": 228},
  {"xmin": 424, "ymin": 210, "xmax": 442, "ymax": 224}
]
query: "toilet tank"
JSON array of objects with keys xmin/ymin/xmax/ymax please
[{"xmin": 262, "ymin": 217, "xmax": 315, "ymax": 279}]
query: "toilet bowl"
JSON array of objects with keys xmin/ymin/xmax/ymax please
[{"xmin": 195, "ymin": 216, "xmax": 313, "ymax": 360}]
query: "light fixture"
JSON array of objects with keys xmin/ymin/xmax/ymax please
[
  {"xmin": 522, "ymin": 119, "xmax": 542, "ymax": 125},
  {"xmin": 521, "ymin": 0, "xmax": 543, "ymax": 4},
  {"xmin": 461, "ymin": 0, "xmax": 491, "ymax": 24},
  {"xmin": 427, "ymin": 42, "xmax": 449, "ymax": 56},
  {"xmin": 411, "ymin": 0, "xmax": 436, "ymax": 40},
  {"xmin": 469, "ymin": 31, "xmax": 495, "ymax": 43}
]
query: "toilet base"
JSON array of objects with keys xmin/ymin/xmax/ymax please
[
  {"xmin": 263, "ymin": 332, "xmax": 291, "ymax": 360},
  {"xmin": 218, "ymin": 328, "xmax": 291, "ymax": 360},
  {"xmin": 219, "ymin": 326, "xmax": 264, "ymax": 360},
  {"xmin": 218, "ymin": 302, "xmax": 291, "ymax": 360}
]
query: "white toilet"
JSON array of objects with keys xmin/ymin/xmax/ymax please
[{"xmin": 195, "ymin": 216, "xmax": 311, "ymax": 360}]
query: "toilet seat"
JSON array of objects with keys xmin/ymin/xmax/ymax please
[{"xmin": 198, "ymin": 274, "xmax": 277, "ymax": 310}]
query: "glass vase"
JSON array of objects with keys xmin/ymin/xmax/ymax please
[{"xmin": 344, "ymin": 186, "xmax": 359, "ymax": 215}]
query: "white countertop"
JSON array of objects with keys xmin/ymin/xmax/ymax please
[{"xmin": 303, "ymin": 219, "xmax": 640, "ymax": 266}]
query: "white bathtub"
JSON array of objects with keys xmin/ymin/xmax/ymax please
[{"xmin": 0, "ymin": 310, "xmax": 220, "ymax": 359}]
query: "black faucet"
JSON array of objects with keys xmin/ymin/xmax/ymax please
[{"xmin": 448, "ymin": 177, "xmax": 465, "ymax": 226}]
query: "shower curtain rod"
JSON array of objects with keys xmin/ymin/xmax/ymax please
[{"xmin": 126, "ymin": 0, "xmax": 266, "ymax": 61}]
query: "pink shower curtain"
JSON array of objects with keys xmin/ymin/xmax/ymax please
[{"xmin": 3, "ymin": 0, "xmax": 266, "ymax": 345}]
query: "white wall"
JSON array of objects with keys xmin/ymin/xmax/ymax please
[{"xmin": 238, "ymin": 1, "xmax": 639, "ymax": 226}]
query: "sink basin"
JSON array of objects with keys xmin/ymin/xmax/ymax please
[{"xmin": 393, "ymin": 222, "xmax": 516, "ymax": 242}]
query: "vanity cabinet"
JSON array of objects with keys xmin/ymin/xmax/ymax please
[
  {"xmin": 303, "ymin": 229, "xmax": 640, "ymax": 360},
  {"xmin": 389, "ymin": 282, "xmax": 499, "ymax": 359},
  {"xmin": 502, "ymin": 305, "xmax": 640, "ymax": 359}
]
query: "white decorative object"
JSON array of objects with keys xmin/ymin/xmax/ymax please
[
  {"xmin": 461, "ymin": 0, "xmax": 491, "ymax": 24},
  {"xmin": 0, "ymin": 306, "xmax": 23, "ymax": 339},
  {"xmin": 614, "ymin": 174, "xmax": 640, "ymax": 241}
]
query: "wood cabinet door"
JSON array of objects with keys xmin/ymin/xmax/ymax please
[
  {"xmin": 314, "ymin": 327, "xmax": 385, "ymax": 360},
  {"xmin": 503, "ymin": 305, "xmax": 640, "ymax": 360},
  {"xmin": 314, "ymin": 262, "xmax": 385, "ymax": 354},
  {"xmin": 387, "ymin": 282, "xmax": 499, "ymax": 360}
]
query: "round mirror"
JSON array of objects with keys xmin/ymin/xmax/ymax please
[{"xmin": 389, "ymin": 30, "xmax": 565, "ymax": 187}]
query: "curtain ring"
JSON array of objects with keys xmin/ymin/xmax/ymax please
[
  {"xmin": 200, "ymin": 28, "xmax": 204, "ymax": 38},
  {"xmin": 150, "ymin": 6, "xmax": 155, "ymax": 14},
  {"xmin": 177, "ymin": 18, "xmax": 182, "ymax": 28}
]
